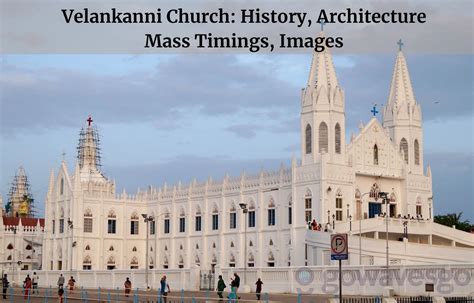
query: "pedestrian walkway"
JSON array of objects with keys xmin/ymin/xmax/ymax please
[{"xmin": 1, "ymin": 286, "xmax": 330, "ymax": 303}]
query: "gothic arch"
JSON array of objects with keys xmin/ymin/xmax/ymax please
[
  {"xmin": 229, "ymin": 202, "xmax": 237, "ymax": 212},
  {"xmin": 84, "ymin": 208, "xmax": 92, "ymax": 217},
  {"xmin": 248, "ymin": 199, "xmax": 256, "ymax": 210},
  {"xmin": 369, "ymin": 183, "xmax": 380, "ymax": 199},
  {"xmin": 130, "ymin": 256, "xmax": 139, "ymax": 265},
  {"xmin": 335, "ymin": 123, "xmax": 341, "ymax": 154},
  {"xmin": 109, "ymin": 245, "xmax": 114, "ymax": 251},
  {"xmin": 211, "ymin": 254, "xmax": 217, "ymax": 264},
  {"xmin": 195, "ymin": 205, "xmax": 202, "ymax": 215},
  {"xmin": 336, "ymin": 188, "xmax": 343, "ymax": 197},
  {"xmin": 268, "ymin": 251, "xmax": 275, "ymax": 262},
  {"xmin": 83, "ymin": 255, "xmax": 92, "ymax": 264},
  {"xmin": 305, "ymin": 188, "xmax": 312, "ymax": 198},
  {"xmin": 319, "ymin": 122, "xmax": 328, "ymax": 153},
  {"xmin": 373, "ymin": 144, "xmax": 379, "ymax": 165},
  {"xmin": 268, "ymin": 196, "xmax": 275, "ymax": 208},
  {"xmin": 212, "ymin": 204, "xmax": 219, "ymax": 214},
  {"xmin": 414, "ymin": 139, "xmax": 420, "ymax": 165},
  {"xmin": 60, "ymin": 178, "xmax": 64, "ymax": 195},
  {"xmin": 195, "ymin": 254, "xmax": 200, "ymax": 265},
  {"xmin": 305, "ymin": 124, "xmax": 312, "ymax": 154},
  {"xmin": 130, "ymin": 212, "xmax": 139, "ymax": 220},
  {"xmin": 7, "ymin": 243, "xmax": 13, "ymax": 250},
  {"xmin": 355, "ymin": 189, "xmax": 361, "ymax": 199},
  {"xmin": 85, "ymin": 244, "xmax": 91, "ymax": 251},
  {"xmin": 107, "ymin": 209, "xmax": 116, "ymax": 218},
  {"xmin": 400, "ymin": 138, "xmax": 409, "ymax": 164},
  {"xmin": 107, "ymin": 255, "xmax": 116, "ymax": 265},
  {"xmin": 179, "ymin": 207, "xmax": 186, "ymax": 217}
]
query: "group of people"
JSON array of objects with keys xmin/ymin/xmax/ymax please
[
  {"xmin": 1, "ymin": 272, "xmax": 40, "ymax": 300},
  {"xmin": 124, "ymin": 275, "xmax": 170, "ymax": 302},
  {"xmin": 308, "ymin": 219, "xmax": 328, "ymax": 231},
  {"xmin": 216, "ymin": 273, "xmax": 264, "ymax": 301},
  {"xmin": 56, "ymin": 274, "xmax": 76, "ymax": 302}
]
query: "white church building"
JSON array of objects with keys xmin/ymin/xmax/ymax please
[{"xmin": 42, "ymin": 41, "xmax": 474, "ymax": 276}]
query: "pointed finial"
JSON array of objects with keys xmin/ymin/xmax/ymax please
[
  {"xmin": 397, "ymin": 39, "xmax": 404, "ymax": 51},
  {"xmin": 319, "ymin": 20, "xmax": 325, "ymax": 32},
  {"xmin": 61, "ymin": 150, "xmax": 66, "ymax": 161}
]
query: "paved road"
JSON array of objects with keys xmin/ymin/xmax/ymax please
[{"xmin": 2, "ymin": 287, "xmax": 331, "ymax": 303}]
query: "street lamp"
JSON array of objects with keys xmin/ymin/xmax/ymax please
[
  {"xmin": 327, "ymin": 210, "xmax": 330, "ymax": 224},
  {"xmin": 239, "ymin": 203, "xmax": 248, "ymax": 289},
  {"xmin": 378, "ymin": 192, "xmax": 390, "ymax": 286},
  {"xmin": 349, "ymin": 215, "xmax": 352, "ymax": 232},
  {"xmin": 332, "ymin": 214, "xmax": 335, "ymax": 230},
  {"xmin": 142, "ymin": 214, "xmax": 155, "ymax": 290}
]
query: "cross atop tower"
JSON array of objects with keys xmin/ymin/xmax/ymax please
[
  {"xmin": 371, "ymin": 105, "xmax": 379, "ymax": 116},
  {"xmin": 319, "ymin": 20, "xmax": 325, "ymax": 32},
  {"xmin": 397, "ymin": 39, "xmax": 404, "ymax": 51},
  {"xmin": 87, "ymin": 115, "xmax": 93, "ymax": 126}
]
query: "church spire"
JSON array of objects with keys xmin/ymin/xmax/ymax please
[
  {"xmin": 77, "ymin": 115, "xmax": 102, "ymax": 171},
  {"xmin": 387, "ymin": 42, "xmax": 417, "ymax": 107},
  {"xmin": 306, "ymin": 33, "xmax": 339, "ymax": 89}
]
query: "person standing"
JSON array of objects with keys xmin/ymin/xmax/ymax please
[
  {"xmin": 124, "ymin": 277, "xmax": 132, "ymax": 297},
  {"xmin": 159, "ymin": 275, "xmax": 171, "ymax": 303},
  {"xmin": 23, "ymin": 274, "xmax": 32, "ymax": 299},
  {"xmin": 255, "ymin": 278, "xmax": 263, "ymax": 300},
  {"xmin": 216, "ymin": 275, "xmax": 226, "ymax": 302},
  {"xmin": 2, "ymin": 274, "xmax": 9, "ymax": 299},
  {"xmin": 68, "ymin": 276, "xmax": 76, "ymax": 292},
  {"xmin": 32, "ymin": 272, "xmax": 39, "ymax": 294},
  {"xmin": 57, "ymin": 274, "xmax": 65, "ymax": 289},
  {"xmin": 233, "ymin": 273, "xmax": 240, "ymax": 296}
]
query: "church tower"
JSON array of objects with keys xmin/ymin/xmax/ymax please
[
  {"xmin": 382, "ymin": 42, "xmax": 424, "ymax": 175},
  {"xmin": 300, "ymin": 33, "xmax": 345, "ymax": 165},
  {"xmin": 77, "ymin": 115, "xmax": 107, "ymax": 182}
]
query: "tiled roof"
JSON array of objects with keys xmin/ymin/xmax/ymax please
[{"xmin": 2, "ymin": 216, "xmax": 45, "ymax": 227}]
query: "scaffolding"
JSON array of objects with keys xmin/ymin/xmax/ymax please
[
  {"xmin": 6, "ymin": 166, "xmax": 36, "ymax": 217},
  {"xmin": 77, "ymin": 116, "xmax": 102, "ymax": 170}
]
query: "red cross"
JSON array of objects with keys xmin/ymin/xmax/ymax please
[{"xmin": 87, "ymin": 115, "xmax": 93, "ymax": 126}]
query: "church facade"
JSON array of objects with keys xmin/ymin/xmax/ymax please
[{"xmin": 42, "ymin": 40, "xmax": 473, "ymax": 273}]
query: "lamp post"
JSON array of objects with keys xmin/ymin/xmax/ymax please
[
  {"xmin": 239, "ymin": 203, "xmax": 248, "ymax": 288},
  {"xmin": 358, "ymin": 192, "xmax": 371, "ymax": 265},
  {"xmin": 349, "ymin": 215, "xmax": 352, "ymax": 232},
  {"xmin": 12, "ymin": 226, "xmax": 17, "ymax": 284},
  {"xmin": 142, "ymin": 214, "xmax": 155, "ymax": 290},
  {"xmin": 378, "ymin": 192, "xmax": 390, "ymax": 286},
  {"xmin": 67, "ymin": 218, "xmax": 74, "ymax": 275}
]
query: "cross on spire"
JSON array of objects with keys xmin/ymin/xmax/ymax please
[
  {"xmin": 319, "ymin": 20, "xmax": 326, "ymax": 32},
  {"xmin": 371, "ymin": 105, "xmax": 379, "ymax": 116},
  {"xmin": 397, "ymin": 39, "xmax": 404, "ymax": 51},
  {"xmin": 87, "ymin": 115, "xmax": 93, "ymax": 126}
]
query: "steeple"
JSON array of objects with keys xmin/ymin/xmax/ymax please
[
  {"xmin": 300, "ymin": 30, "xmax": 345, "ymax": 165},
  {"xmin": 77, "ymin": 115, "xmax": 107, "ymax": 182},
  {"xmin": 383, "ymin": 41, "xmax": 424, "ymax": 175},
  {"xmin": 7, "ymin": 166, "xmax": 35, "ymax": 217},
  {"xmin": 387, "ymin": 48, "xmax": 416, "ymax": 107}
]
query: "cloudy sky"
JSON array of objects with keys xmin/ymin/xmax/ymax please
[{"xmin": 0, "ymin": 52, "xmax": 473, "ymax": 220}]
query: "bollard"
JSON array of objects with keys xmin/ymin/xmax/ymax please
[
  {"xmin": 28, "ymin": 290, "xmax": 31, "ymax": 303},
  {"xmin": 98, "ymin": 286, "xmax": 101, "ymax": 301},
  {"xmin": 116, "ymin": 287, "xmax": 120, "ymax": 301},
  {"xmin": 64, "ymin": 288, "xmax": 68, "ymax": 303},
  {"xmin": 297, "ymin": 291, "xmax": 302, "ymax": 303},
  {"xmin": 264, "ymin": 292, "xmax": 269, "ymax": 303},
  {"xmin": 158, "ymin": 288, "xmax": 162, "ymax": 303},
  {"xmin": 107, "ymin": 290, "xmax": 111, "ymax": 302},
  {"xmin": 181, "ymin": 289, "xmax": 185, "ymax": 303},
  {"xmin": 192, "ymin": 296, "xmax": 196, "ymax": 303},
  {"xmin": 9, "ymin": 286, "xmax": 13, "ymax": 303}
]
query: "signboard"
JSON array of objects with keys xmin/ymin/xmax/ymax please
[{"xmin": 331, "ymin": 233, "xmax": 348, "ymax": 260}]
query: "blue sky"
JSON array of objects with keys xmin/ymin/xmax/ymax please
[{"xmin": 0, "ymin": 53, "xmax": 473, "ymax": 220}]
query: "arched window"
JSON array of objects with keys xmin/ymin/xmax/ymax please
[
  {"xmin": 107, "ymin": 210, "xmax": 117, "ymax": 234},
  {"xmin": 414, "ymin": 139, "xmax": 420, "ymax": 165},
  {"xmin": 83, "ymin": 255, "xmax": 92, "ymax": 270},
  {"xmin": 267, "ymin": 251, "xmax": 275, "ymax": 267},
  {"xmin": 335, "ymin": 123, "xmax": 341, "ymax": 154},
  {"xmin": 130, "ymin": 212, "xmax": 139, "ymax": 235},
  {"xmin": 178, "ymin": 255, "xmax": 184, "ymax": 268},
  {"xmin": 248, "ymin": 252, "xmax": 255, "ymax": 267},
  {"xmin": 107, "ymin": 255, "xmax": 116, "ymax": 270},
  {"xmin": 179, "ymin": 208, "xmax": 186, "ymax": 233},
  {"xmin": 369, "ymin": 183, "xmax": 380, "ymax": 199},
  {"xmin": 269, "ymin": 239, "xmax": 274, "ymax": 246},
  {"xmin": 400, "ymin": 138, "xmax": 409, "ymax": 164},
  {"xmin": 288, "ymin": 195, "xmax": 292, "ymax": 225},
  {"xmin": 305, "ymin": 189, "xmax": 312, "ymax": 222},
  {"xmin": 195, "ymin": 255, "xmax": 200, "ymax": 266},
  {"xmin": 109, "ymin": 245, "xmax": 114, "ymax": 251},
  {"xmin": 212, "ymin": 205, "xmax": 219, "ymax": 230},
  {"xmin": 163, "ymin": 256, "xmax": 169, "ymax": 269},
  {"xmin": 248, "ymin": 200, "xmax": 256, "ymax": 228},
  {"xmin": 60, "ymin": 178, "xmax": 64, "ymax": 195},
  {"xmin": 305, "ymin": 124, "xmax": 312, "ymax": 154},
  {"xmin": 267, "ymin": 198, "xmax": 276, "ymax": 226},
  {"xmin": 149, "ymin": 257, "xmax": 154, "ymax": 269},
  {"xmin": 229, "ymin": 253, "xmax": 236, "ymax": 267},
  {"xmin": 130, "ymin": 256, "xmax": 139, "ymax": 269},
  {"xmin": 25, "ymin": 244, "xmax": 32, "ymax": 250},
  {"xmin": 7, "ymin": 255, "xmax": 12, "ymax": 261},
  {"xmin": 230, "ymin": 241, "xmax": 234, "ymax": 248},
  {"xmin": 7, "ymin": 243, "xmax": 13, "ymax": 250},
  {"xmin": 83, "ymin": 209, "xmax": 93, "ymax": 233},
  {"xmin": 85, "ymin": 245, "xmax": 90, "ymax": 251},
  {"xmin": 229, "ymin": 202, "xmax": 237, "ymax": 229},
  {"xmin": 132, "ymin": 246, "xmax": 137, "ymax": 252},
  {"xmin": 195, "ymin": 205, "xmax": 202, "ymax": 232},
  {"xmin": 373, "ymin": 144, "xmax": 379, "ymax": 165},
  {"xmin": 319, "ymin": 122, "xmax": 328, "ymax": 153},
  {"xmin": 163, "ymin": 208, "xmax": 170, "ymax": 234},
  {"xmin": 335, "ymin": 190, "xmax": 343, "ymax": 221}
]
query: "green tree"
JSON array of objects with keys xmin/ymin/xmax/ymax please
[{"xmin": 434, "ymin": 212, "xmax": 472, "ymax": 232}]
